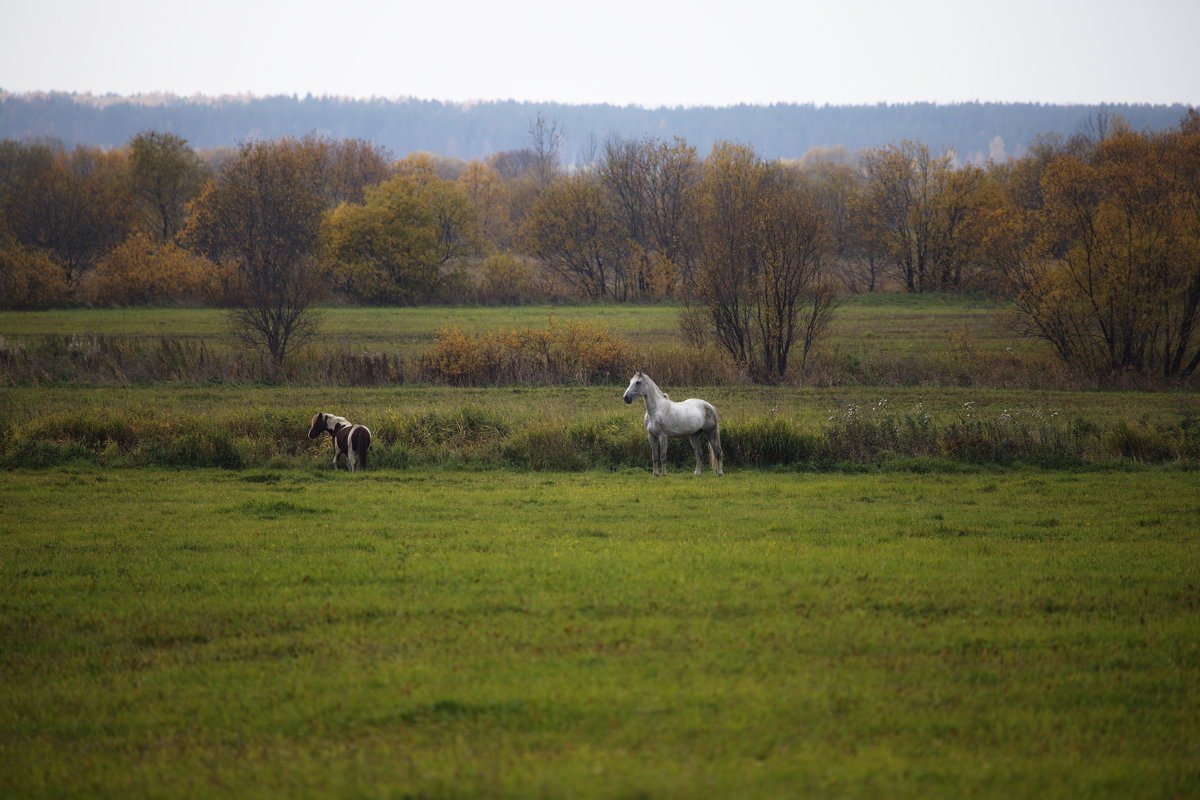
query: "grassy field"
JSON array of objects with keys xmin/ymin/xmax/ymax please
[
  {"xmin": 2, "ymin": 466, "xmax": 1198, "ymax": 798},
  {"xmin": 6, "ymin": 381, "xmax": 1194, "ymax": 428},
  {"xmin": 0, "ymin": 294, "xmax": 1094, "ymax": 389},
  {"xmin": 2, "ymin": 297, "xmax": 1197, "ymax": 796},
  {"xmin": 0, "ymin": 294, "xmax": 1024, "ymax": 354},
  {"xmin": 0, "ymin": 304, "xmax": 687, "ymax": 352}
]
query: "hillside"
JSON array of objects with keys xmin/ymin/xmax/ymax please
[{"xmin": 1, "ymin": 91, "xmax": 1190, "ymax": 162}]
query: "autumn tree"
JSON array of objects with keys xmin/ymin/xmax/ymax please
[
  {"xmin": 690, "ymin": 142, "xmax": 837, "ymax": 383},
  {"xmin": 322, "ymin": 159, "xmax": 478, "ymax": 304},
  {"xmin": 458, "ymin": 159, "xmax": 514, "ymax": 250},
  {"xmin": 790, "ymin": 151, "xmax": 887, "ymax": 293},
  {"xmin": 303, "ymin": 135, "xmax": 392, "ymax": 206},
  {"xmin": 521, "ymin": 172, "xmax": 632, "ymax": 300},
  {"xmin": 991, "ymin": 114, "xmax": 1200, "ymax": 381},
  {"xmin": 182, "ymin": 139, "xmax": 325, "ymax": 369},
  {"xmin": 598, "ymin": 135, "xmax": 699, "ymax": 296},
  {"xmin": 858, "ymin": 140, "xmax": 988, "ymax": 293},
  {"xmin": 128, "ymin": 131, "xmax": 204, "ymax": 243},
  {"xmin": 1, "ymin": 143, "xmax": 133, "ymax": 286},
  {"xmin": 528, "ymin": 113, "xmax": 564, "ymax": 192},
  {"xmin": 486, "ymin": 149, "xmax": 540, "ymax": 180}
]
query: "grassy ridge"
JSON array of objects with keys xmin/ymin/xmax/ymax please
[{"xmin": 2, "ymin": 467, "xmax": 1197, "ymax": 797}]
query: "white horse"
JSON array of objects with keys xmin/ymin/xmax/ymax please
[
  {"xmin": 308, "ymin": 412, "xmax": 372, "ymax": 471},
  {"xmin": 623, "ymin": 371, "xmax": 723, "ymax": 477}
]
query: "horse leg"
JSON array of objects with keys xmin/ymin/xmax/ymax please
[
  {"xmin": 689, "ymin": 433, "xmax": 705, "ymax": 476},
  {"xmin": 657, "ymin": 433, "xmax": 669, "ymax": 476},
  {"xmin": 646, "ymin": 432, "xmax": 659, "ymax": 476}
]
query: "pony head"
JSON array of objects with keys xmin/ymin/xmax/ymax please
[{"xmin": 309, "ymin": 412, "xmax": 350, "ymax": 439}]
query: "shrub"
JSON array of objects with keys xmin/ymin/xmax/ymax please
[
  {"xmin": 474, "ymin": 252, "xmax": 538, "ymax": 304},
  {"xmin": 84, "ymin": 232, "xmax": 224, "ymax": 307},
  {"xmin": 421, "ymin": 320, "xmax": 634, "ymax": 385},
  {"xmin": 0, "ymin": 236, "xmax": 72, "ymax": 310},
  {"xmin": 1102, "ymin": 420, "xmax": 1175, "ymax": 463},
  {"xmin": 145, "ymin": 418, "xmax": 244, "ymax": 469},
  {"xmin": 725, "ymin": 417, "xmax": 821, "ymax": 468}
]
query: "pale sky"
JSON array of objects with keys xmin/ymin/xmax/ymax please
[{"xmin": 2, "ymin": 0, "xmax": 1197, "ymax": 107}]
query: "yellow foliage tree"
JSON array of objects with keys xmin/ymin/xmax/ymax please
[
  {"xmin": 322, "ymin": 169, "xmax": 478, "ymax": 304},
  {"xmin": 989, "ymin": 112, "xmax": 1200, "ymax": 381},
  {"xmin": 458, "ymin": 160, "xmax": 514, "ymax": 249},
  {"xmin": 0, "ymin": 235, "xmax": 72, "ymax": 309},
  {"xmin": 84, "ymin": 232, "xmax": 221, "ymax": 306}
]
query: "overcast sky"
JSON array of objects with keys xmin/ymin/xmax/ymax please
[{"xmin": 2, "ymin": 0, "xmax": 1197, "ymax": 107}]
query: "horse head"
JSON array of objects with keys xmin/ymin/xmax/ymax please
[
  {"xmin": 308, "ymin": 413, "xmax": 326, "ymax": 439},
  {"xmin": 623, "ymin": 371, "xmax": 646, "ymax": 404}
]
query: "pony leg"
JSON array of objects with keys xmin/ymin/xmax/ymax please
[{"xmin": 689, "ymin": 433, "xmax": 705, "ymax": 476}]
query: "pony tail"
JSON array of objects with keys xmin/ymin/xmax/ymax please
[{"xmin": 355, "ymin": 427, "xmax": 371, "ymax": 471}]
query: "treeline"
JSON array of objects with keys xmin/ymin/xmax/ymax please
[
  {"xmin": 2, "ymin": 109, "xmax": 1199, "ymax": 383},
  {"xmin": 1, "ymin": 91, "xmax": 1191, "ymax": 164}
]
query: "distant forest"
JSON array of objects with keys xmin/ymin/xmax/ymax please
[{"xmin": 0, "ymin": 91, "xmax": 1192, "ymax": 163}]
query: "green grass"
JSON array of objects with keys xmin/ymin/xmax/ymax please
[
  {"xmin": 2, "ymin": 467, "xmax": 1198, "ymax": 798},
  {"xmin": 0, "ymin": 294, "xmax": 1102, "ymax": 388},
  {"xmin": 2, "ymin": 296, "xmax": 1197, "ymax": 795},
  {"xmin": 5, "ymin": 383, "xmax": 1195, "ymax": 429},
  {"xmin": 0, "ymin": 295, "xmax": 1019, "ymax": 353},
  {"xmin": 0, "ymin": 303, "xmax": 688, "ymax": 352},
  {"xmin": 829, "ymin": 293, "xmax": 1017, "ymax": 354}
]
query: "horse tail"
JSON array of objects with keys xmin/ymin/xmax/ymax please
[
  {"xmin": 706, "ymin": 405, "xmax": 723, "ymax": 474},
  {"xmin": 354, "ymin": 426, "xmax": 371, "ymax": 471},
  {"xmin": 709, "ymin": 425, "xmax": 721, "ymax": 473}
]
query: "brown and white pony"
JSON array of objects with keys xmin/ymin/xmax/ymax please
[{"xmin": 308, "ymin": 412, "xmax": 372, "ymax": 471}]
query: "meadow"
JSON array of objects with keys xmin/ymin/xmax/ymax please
[
  {"xmin": 1, "ymin": 295, "xmax": 1198, "ymax": 797},
  {"xmin": 0, "ymin": 294, "xmax": 1073, "ymax": 388},
  {"xmin": 3, "ymin": 466, "xmax": 1198, "ymax": 798}
]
